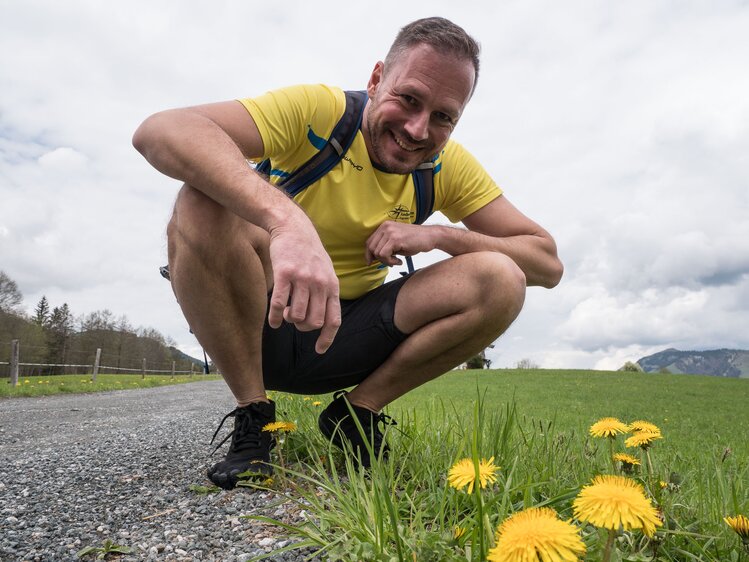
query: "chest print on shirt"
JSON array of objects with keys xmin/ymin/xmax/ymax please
[
  {"xmin": 387, "ymin": 204, "xmax": 415, "ymax": 222},
  {"xmin": 342, "ymin": 154, "xmax": 364, "ymax": 171}
]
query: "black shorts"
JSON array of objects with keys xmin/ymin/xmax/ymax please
[{"xmin": 262, "ymin": 274, "xmax": 411, "ymax": 394}]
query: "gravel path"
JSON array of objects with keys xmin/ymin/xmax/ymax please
[{"xmin": 0, "ymin": 382, "xmax": 321, "ymax": 562}]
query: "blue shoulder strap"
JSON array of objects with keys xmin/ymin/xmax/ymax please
[
  {"xmin": 256, "ymin": 90, "xmax": 367, "ymax": 195},
  {"xmin": 256, "ymin": 89, "xmax": 435, "ymax": 273},
  {"xmin": 403, "ymin": 161, "xmax": 435, "ymax": 274}
]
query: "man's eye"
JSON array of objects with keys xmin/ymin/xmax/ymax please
[
  {"xmin": 434, "ymin": 112, "xmax": 456, "ymax": 126},
  {"xmin": 401, "ymin": 94, "xmax": 417, "ymax": 105}
]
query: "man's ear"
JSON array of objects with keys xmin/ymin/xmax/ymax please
[{"xmin": 367, "ymin": 61, "xmax": 384, "ymax": 98}]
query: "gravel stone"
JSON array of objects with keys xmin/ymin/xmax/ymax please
[{"xmin": 0, "ymin": 381, "xmax": 322, "ymax": 561}]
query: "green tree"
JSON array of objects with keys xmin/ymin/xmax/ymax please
[
  {"xmin": 46, "ymin": 303, "xmax": 75, "ymax": 371},
  {"xmin": 80, "ymin": 309, "xmax": 116, "ymax": 331},
  {"xmin": 515, "ymin": 358, "xmax": 540, "ymax": 369},
  {"xmin": 618, "ymin": 361, "xmax": 643, "ymax": 372},
  {"xmin": 0, "ymin": 271, "xmax": 23, "ymax": 314},
  {"xmin": 33, "ymin": 296, "xmax": 50, "ymax": 326},
  {"xmin": 465, "ymin": 350, "xmax": 491, "ymax": 369}
]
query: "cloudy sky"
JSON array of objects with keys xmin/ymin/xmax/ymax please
[{"xmin": 2, "ymin": 1, "xmax": 748, "ymax": 370}]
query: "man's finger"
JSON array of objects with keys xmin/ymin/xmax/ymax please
[
  {"xmin": 315, "ymin": 295, "xmax": 341, "ymax": 354},
  {"xmin": 301, "ymin": 289, "xmax": 327, "ymax": 332},
  {"xmin": 365, "ymin": 228, "xmax": 384, "ymax": 264},
  {"xmin": 284, "ymin": 285, "xmax": 310, "ymax": 325},
  {"xmin": 268, "ymin": 280, "xmax": 290, "ymax": 328}
]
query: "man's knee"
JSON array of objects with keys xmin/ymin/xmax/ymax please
[
  {"xmin": 475, "ymin": 252, "xmax": 526, "ymax": 306},
  {"xmin": 394, "ymin": 252, "xmax": 525, "ymax": 334},
  {"xmin": 168, "ymin": 184, "xmax": 269, "ymax": 263},
  {"xmin": 455, "ymin": 252, "xmax": 526, "ymax": 313},
  {"xmin": 169, "ymin": 185, "xmax": 227, "ymax": 244}
]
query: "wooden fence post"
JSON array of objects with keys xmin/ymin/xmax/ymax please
[
  {"xmin": 92, "ymin": 348, "xmax": 101, "ymax": 382},
  {"xmin": 10, "ymin": 339, "xmax": 20, "ymax": 387},
  {"xmin": 190, "ymin": 363, "xmax": 194, "ymax": 377},
  {"xmin": 142, "ymin": 358, "xmax": 146, "ymax": 379},
  {"xmin": 170, "ymin": 361, "xmax": 176, "ymax": 379}
]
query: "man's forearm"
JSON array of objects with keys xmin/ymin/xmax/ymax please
[
  {"xmin": 429, "ymin": 225, "xmax": 563, "ymax": 288},
  {"xmin": 132, "ymin": 109, "xmax": 297, "ymax": 234}
]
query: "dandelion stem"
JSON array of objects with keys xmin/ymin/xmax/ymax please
[
  {"xmin": 471, "ymin": 402, "xmax": 486, "ymax": 561},
  {"xmin": 644, "ymin": 447, "xmax": 658, "ymax": 501},
  {"xmin": 483, "ymin": 512, "xmax": 494, "ymax": 549},
  {"xmin": 602, "ymin": 528, "xmax": 616, "ymax": 562},
  {"xmin": 645, "ymin": 448, "xmax": 654, "ymax": 478},
  {"xmin": 277, "ymin": 440, "xmax": 285, "ymax": 470},
  {"xmin": 608, "ymin": 438, "xmax": 616, "ymax": 473}
]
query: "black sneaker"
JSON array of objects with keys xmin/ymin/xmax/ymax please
[
  {"xmin": 318, "ymin": 391, "xmax": 395, "ymax": 468},
  {"xmin": 207, "ymin": 400, "xmax": 275, "ymax": 490}
]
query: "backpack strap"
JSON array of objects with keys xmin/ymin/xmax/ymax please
[
  {"xmin": 254, "ymin": 88, "xmax": 435, "ymax": 274},
  {"xmin": 255, "ymin": 90, "xmax": 368, "ymax": 196},
  {"xmin": 403, "ymin": 161, "xmax": 435, "ymax": 274},
  {"xmin": 412, "ymin": 161, "xmax": 435, "ymax": 225}
]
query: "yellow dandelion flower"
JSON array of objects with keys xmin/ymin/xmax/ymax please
[
  {"xmin": 262, "ymin": 421, "xmax": 297, "ymax": 433},
  {"xmin": 453, "ymin": 526, "xmax": 467, "ymax": 540},
  {"xmin": 589, "ymin": 417, "xmax": 628, "ymax": 438},
  {"xmin": 573, "ymin": 475, "xmax": 662, "ymax": 537},
  {"xmin": 625, "ymin": 431, "xmax": 662, "ymax": 449},
  {"xmin": 447, "ymin": 457, "xmax": 499, "ymax": 493},
  {"xmin": 612, "ymin": 453, "xmax": 641, "ymax": 467},
  {"xmin": 487, "ymin": 507, "xmax": 586, "ymax": 562},
  {"xmin": 312, "ymin": 401, "xmax": 322, "ymax": 406},
  {"xmin": 628, "ymin": 420, "xmax": 660, "ymax": 434},
  {"xmin": 725, "ymin": 514, "xmax": 749, "ymax": 539},
  {"xmin": 24, "ymin": 380, "xmax": 30, "ymax": 384},
  {"xmin": 303, "ymin": 396, "xmax": 312, "ymax": 401}
]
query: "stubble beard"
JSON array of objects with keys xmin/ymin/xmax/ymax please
[{"xmin": 365, "ymin": 104, "xmax": 432, "ymax": 175}]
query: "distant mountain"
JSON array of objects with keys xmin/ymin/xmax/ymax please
[{"xmin": 637, "ymin": 348, "xmax": 749, "ymax": 378}]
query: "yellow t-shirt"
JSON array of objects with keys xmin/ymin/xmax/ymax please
[{"xmin": 239, "ymin": 84, "xmax": 502, "ymax": 299}]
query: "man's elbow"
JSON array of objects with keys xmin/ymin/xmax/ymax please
[
  {"xmin": 542, "ymin": 257, "xmax": 564, "ymax": 289},
  {"xmin": 132, "ymin": 112, "xmax": 162, "ymax": 157}
]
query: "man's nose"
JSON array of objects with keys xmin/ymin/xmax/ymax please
[{"xmin": 403, "ymin": 110, "xmax": 429, "ymax": 142}]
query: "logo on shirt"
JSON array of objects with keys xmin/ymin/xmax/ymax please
[
  {"xmin": 388, "ymin": 205, "xmax": 415, "ymax": 222},
  {"xmin": 343, "ymin": 155, "xmax": 363, "ymax": 171}
]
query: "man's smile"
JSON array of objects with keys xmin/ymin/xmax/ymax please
[{"xmin": 391, "ymin": 131, "xmax": 422, "ymax": 152}]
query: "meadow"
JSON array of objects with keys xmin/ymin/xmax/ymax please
[
  {"xmin": 3, "ymin": 368, "xmax": 747, "ymax": 560},
  {"xmin": 252, "ymin": 369, "xmax": 749, "ymax": 561},
  {"xmin": 0, "ymin": 373, "xmax": 221, "ymax": 397}
]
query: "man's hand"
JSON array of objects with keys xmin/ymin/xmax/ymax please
[
  {"xmin": 365, "ymin": 221, "xmax": 436, "ymax": 267},
  {"xmin": 267, "ymin": 219, "xmax": 341, "ymax": 354}
]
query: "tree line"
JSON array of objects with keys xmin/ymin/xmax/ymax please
[{"xmin": 0, "ymin": 271, "xmax": 202, "ymax": 377}]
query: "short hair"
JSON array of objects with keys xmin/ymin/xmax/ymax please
[{"xmin": 384, "ymin": 17, "xmax": 481, "ymax": 92}]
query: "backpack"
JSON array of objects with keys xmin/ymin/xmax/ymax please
[
  {"xmin": 161, "ymin": 90, "xmax": 435, "ymax": 371},
  {"xmin": 255, "ymin": 89, "xmax": 436, "ymax": 274}
]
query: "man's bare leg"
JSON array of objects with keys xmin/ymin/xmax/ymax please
[
  {"xmin": 347, "ymin": 251, "xmax": 527, "ymax": 412},
  {"xmin": 168, "ymin": 184, "xmax": 277, "ymax": 488},
  {"xmin": 168, "ymin": 184, "xmax": 272, "ymax": 406}
]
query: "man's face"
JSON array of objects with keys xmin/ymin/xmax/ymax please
[{"xmin": 362, "ymin": 43, "xmax": 475, "ymax": 174}]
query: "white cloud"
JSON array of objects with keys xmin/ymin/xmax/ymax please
[
  {"xmin": 38, "ymin": 147, "xmax": 88, "ymax": 170},
  {"xmin": 2, "ymin": 0, "xmax": 748, "ymax": 369}
]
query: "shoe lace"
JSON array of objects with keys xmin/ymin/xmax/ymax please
[
  {"xmin": 209, "ymin": 408, "xmax": 264, "ymax": 456},
  {"xmin": 369, "ymin": 412, "xmax": 397, "ymax": 450},
  {"xmin": 328, "ymin": 392, "xmax": 404, "ymax": 455}
]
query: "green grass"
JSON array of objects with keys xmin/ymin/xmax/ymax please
[
  {"xmin": 0, "ymin": 373, "xmax": 221, "ymax": 397},
  {"xmin": 4, "ymin": 368, "xmax": 748, "ymax": 559},
  {"xmin": 253, "ymin": 369, "xmax": 749, "ymax": 561},
  {"xmin": 392, "ymin": 369, "xmax": 749, "ymax": 460}
]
